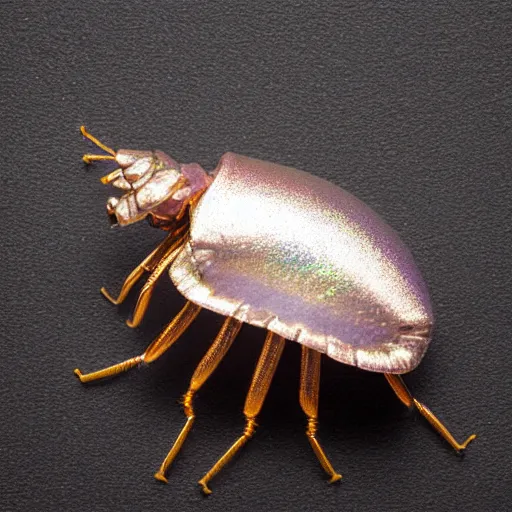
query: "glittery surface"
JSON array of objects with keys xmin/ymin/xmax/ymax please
[
  {"xmin": 153, "ymin": 163, "xmax": 211, "ymax": 218},
  {"xmin": 170, "ymin": 153, "xmax": 433, "ymax": 373},
  {"xmin": 107, "ymin": 151, "xmax": 209, "ymax": 226}
]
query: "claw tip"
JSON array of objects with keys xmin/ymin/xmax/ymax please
[
  {"xmin": 100, "ymin": 287, "xmax": 118, "ymax": 304},
  {"xmin": 463, "ymin": 434, "xmax": 477, "ymax": 449},
  {"xmin": 154, "ymin": 472, "xmax": 168, "ymax": 484},
  {"xmin": 329, "ymin": 474, "xmax": 342, "ymax": 484},
  {"xmin": 198, "ymin": 481, "xmax": 212, "ymax": 495}
]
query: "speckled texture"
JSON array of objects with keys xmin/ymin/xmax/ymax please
[{"xmin": 170, "ymin": 153, "xmax": 433, "ymax": 373}]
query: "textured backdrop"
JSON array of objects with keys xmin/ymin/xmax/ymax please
[{"xmin": 2, "ymin": 2, "xmax": 511, "ymax": 511}]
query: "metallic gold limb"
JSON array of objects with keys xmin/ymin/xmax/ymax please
[
  {"xmin": 175, "ymin": 189, "xmax": 206, "ymax": 222},
  {"xmin": 154, "ymin": 317, "xmax": 243, "ymax": 483},
  {"xmin": 101, "ymin": 225, "xmax": 188, "ymax": 305},
  {"xmin": 384, "ymin": 374, "xmax": 477, "ymax": 452},
  {"xmin": 126, "ymin": 234, "xmax": 188, "ymax": 328},
  {"xmin": 74, "ymin": 356, "xmax": 143, "ymax": 383},
  {"xmin": 198, "ymin": 331, "xmax": 286, "ymax": 495},
  {"xmin": 74, "ymin": 301, "xmax": 201, "ymax": 383},
  {"xmin": 299, "ymin": 346, "xmax": 342, "ymax": 483},
  {"xmin": 143, "ymin": 301, "xmax": 201, "ymax": 362},
  {"xmin": 80, "ymin": 125, "xmax": 116, "ymax": 156},
  {"xmin": 83, "ymin": 154, "xmax": 116, "ymax": 164}
]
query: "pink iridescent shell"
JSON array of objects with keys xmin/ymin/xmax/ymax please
[{"xmin": 170, "ymin": 153, "xmax": 433, "ymax": 374}]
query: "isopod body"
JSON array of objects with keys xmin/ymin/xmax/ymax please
[
  {"xmin": 171, "ymin": 152, "xmax": 433, "ymax": 374},
  {"xmin": 75, "ymin": 127, "xmax": 475, "ymax": 494}
]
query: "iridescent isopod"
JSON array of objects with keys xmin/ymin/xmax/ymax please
[{"xmin": 75, "ymin": 126, "xmax": 476, "ymax": 494}]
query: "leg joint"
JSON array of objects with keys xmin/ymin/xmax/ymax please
[
  {"xmin": 306, "ymin": 417, "xmax": 318, "ymax": 438},
  {"xmin": 244, "ymin": 417, "xmax": 257, "ymax": 438},
  {"xmin": 182, "ymin": 390, "xmax": 195, "ymax": 418}
]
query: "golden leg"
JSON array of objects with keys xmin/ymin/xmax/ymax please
[
  {"xmin": 101, "ymin": 225, "xmax": 188, "ymax": 305},
  {"xmin": 74, "ymin": 356, "xmax": 142, "ymax": 382},
  {"xmin": 299, "ymin": 346, "xmax": 342, "ymax": 483},
  {"xmin": 175, "ymin": 189, "xmax": 206, "ymax": 221},
  {"xmin": 198, "ymin": 331, "xmax": 286, "ymax": 495},
  {"xmin": 126, "ymin": 234, "xmax": 188, "ymax": 328},
  {"xmin": 384, "ymin": 374, "xmax": 477, "ymax": 452},
  {"xmin": 154, "ymin": 317, "xmax": 243, "ymax": 483},
  {"xmin": 74, "ymin": 301, "xmax": 201, "ymax": 383}
]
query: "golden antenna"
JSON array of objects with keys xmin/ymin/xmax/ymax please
[{"xmin": 81, "ymin": 125, "xmax": 116, "ymax": 164}]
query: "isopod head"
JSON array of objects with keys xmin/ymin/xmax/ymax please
[
  {"xmin": 81, "ymin": 126, "xmax": 210, "ymax": 228},
  {"xmin": 102, "ymin": 149, "xmax": 211, "ymax": 227}
]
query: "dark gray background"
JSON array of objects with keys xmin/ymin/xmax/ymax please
[{"xmin": 2, "ymin": 1, "xmax": 511, "ymax": 511}]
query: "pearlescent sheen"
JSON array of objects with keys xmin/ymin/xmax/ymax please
[{"xmin": 170, "ymin": 153, "xmax": 433, "ymax": 373}]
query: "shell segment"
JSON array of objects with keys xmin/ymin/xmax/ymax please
[{"xmin": 170, "ymin": 153, "xmax": 433, "ymax": 373}]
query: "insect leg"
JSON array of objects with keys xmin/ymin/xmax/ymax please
[
  {"xmin": 101, "ymin": 224, "xmax": 188, "ymax": 305},
  {"xmin": 198, "ymin": 331, "xmax": 286, "ymax": 495},
  {"xmin": 126, "ymin": 234, "xmax": 188, "ymax": 328},
  {"xmin": 299, "ymin": 346, "xmax": 342, "ymax": 483},
  {"xmin": 74, "ymin": 301, "xmax": 201, "ymax": 383},
  {"xmin": 384, "ymin": 374, "xmax": 477, "ymax": 452},
  {"xmin": 154, "ymin": 316, "xmax": 243, "ymax": 483},
  {"xmin": 175, "ymin": 188, "xmax": 206, "ymax": 222}
]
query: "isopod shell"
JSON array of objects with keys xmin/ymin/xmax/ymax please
[{"xmin": 170, "ymin": 153, "xmax": 433, "ymax": 374}]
